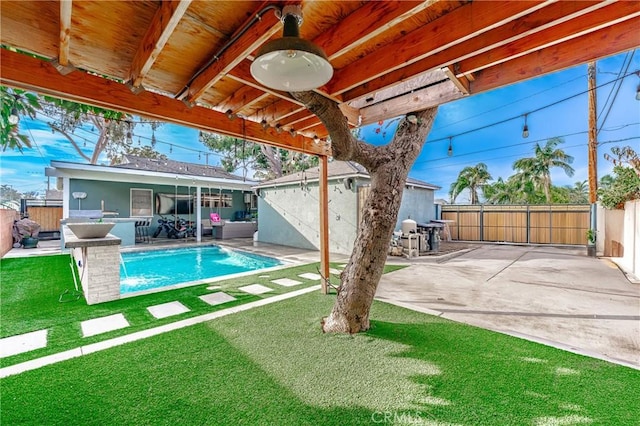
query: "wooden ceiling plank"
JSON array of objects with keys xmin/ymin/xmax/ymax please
[
  {"xmin": 292, "ymin": 116, "xmax": 322, "ymax": 132},
  {"xmin": 341, "ymin": 0, "xmax": 616, "ymax": 104},
  {"xmin": 227, "ymin": 59, "xmax": 305, "ymax": 106},
  {"xmin": 259, "ymin": 100, "xmax": 307, "ymax": 124},
  {"xmin": 184, "ymin": 5, "xmax": 282, "ymax": 103},
  {"xmin": 302, "ymin": 123, "xmax": 329, "ymax": 139},
  {"xmin": 278, "ymin": 109, "xmax": 316, "ymax": 127},
  {"xmin": 129, "ymin": 0, "xmax": 192, "ymax": 88},
  {"xmin": 348, "ymin": 69, "xmax": 449, "ymax": 109},
  {"xmin": 0, "ymin": 50, "xmax": 328, "ymax": 156},
  {"xmin": 326, "ymin": 0, "xmax": 552, "ymax": 96},
  {"xmin": 216, "ymin": 85, "xmax": 268, "ymax": 116},
  {"xmin": 443, "ymin": 66, "xmax": 469, "ymax": 95},
  {"xmin": 457, "ymin": 1, "xmax": 640, "ymax": 76},
  {"xmin": 58, "ymin": 0, "xmax": 72, "ymax": 67},
  {"xmin": 359, "ymin": 81, "xmax": 464, "ymax": 125},
  {"xmin": 471, "ymin": 17, "xmax": 640, "ymax": 94},
  {"xmin": 313, "ymin": 1, "xmax": 431, "ymax": 60}
]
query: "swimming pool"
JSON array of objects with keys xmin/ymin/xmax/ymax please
[{"xmin": 119, "ymin": 245, "xmax": 282, "ymax": 294}]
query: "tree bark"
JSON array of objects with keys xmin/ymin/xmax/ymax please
[{"xmin": 292, "ymin": 91, "xmax": 437, "ymax": 333}]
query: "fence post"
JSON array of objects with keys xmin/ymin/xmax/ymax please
[
  {"xmin": 549, "ymin": 204, "xmax": 553, "ymax": 244},
  {"xmin": 480, "ymin": 204, "xmax": 484, "ymax": 242},
  {"xmin": 526, "ymin": 205, "xmax": 530, "ymax": 244}
]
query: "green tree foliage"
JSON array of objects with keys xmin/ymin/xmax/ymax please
[
  {"xmin": 567, "ymin": 180, "xmax": 588, "ymax": 203},
  {"xmin": 449, "ymin": 162, "xmax": 492, "ymax": 204},
  {"xmin": 111, "ymin": 145, "xmax": 167, "ymax": 164},
  {"xmin": 512, "ymin": 137, "xmax": 574, "ymax": 203},
  {"xmin": 1, "ymin": 86, "xmax": 162, "ymax": 164},
  {"xmin": 598, "ymin": 146, "xmax": 640, "ymax": 209},
  {"xmin": 1, "ymin": 87, "xmax": 40, "ymax": 151},
  {"xmin": 199, "ymin": 131, "xmax": 318, "ymax": 180},
  {"xmin": 0, "ymin": 184, "xmax": 22, "ymax": 203}
]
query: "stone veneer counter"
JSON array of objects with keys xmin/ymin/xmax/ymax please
[{"xmin": 64, "ymin": 226, "xmax": 122, "ymax": 305}]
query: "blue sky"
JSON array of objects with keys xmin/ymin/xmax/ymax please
[{"xmin": 2, "ymin": 50, "xmax": 638, "ymax": 202}]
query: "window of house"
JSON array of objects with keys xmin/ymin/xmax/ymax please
[
  {"xmin": 130, "ymin": 188, "xmax": 153, "ymax": 217},
  {"xmin": 201, "ymin": 193, "xmax": 233, "ymax": 208}
]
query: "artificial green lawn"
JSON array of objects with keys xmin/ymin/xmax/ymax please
[
  {"xmin": 1, "ymin": 254, "xmax": 406, "ymax": 367},
  {"xmin": 1, "ymin": 291, "xmax": 638, "ymax": 425}
]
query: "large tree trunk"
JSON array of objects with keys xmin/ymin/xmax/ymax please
[{"xmin": 292, "ymin": 91, "xmax": 437, "ymax": 333}]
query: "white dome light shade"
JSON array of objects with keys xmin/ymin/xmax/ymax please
[{"xmin": 250, "ymin": 7, "xmax": 333, "ymax": 92}]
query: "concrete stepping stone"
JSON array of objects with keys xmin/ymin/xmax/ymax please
[
  {"xmin": 271, "ymin": 278, "xmax": 303, "ymax": 287},
  {"xmin": 147, "ymin": 301, "xmax": 190, "ymax": 319},
  {"xmin": 206, "ymin": 285, "xmax": 221, "ymax": 291},
  {"xmin": 199, "ymin": 292, "xmax": 236, "ymax": 306},
  {"xmin": 81, "ymin": 314, "xmax": 129, "ymax": 338},
  {"xmin": 239, "ymin": 284, "xmax": 273, "ymax": 295},
  {"xmin": 298, "ymin": 272, "xmax": 322, "ymax": 281},
  {"xmin": 329, "ymin": 268, "xmax": 341, "ymax": 275},
  {"xmin": 0, "ymin": 329, "xmax": 48, "ymax": 358}
]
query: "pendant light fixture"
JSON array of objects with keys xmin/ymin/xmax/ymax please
[
  {"xmin": 447, "ymin": 138, "xmax": 453, "ymax": 157},
  {"xmin": 250, "ymin": 5, "xmax": 333, "ymax": 91}
]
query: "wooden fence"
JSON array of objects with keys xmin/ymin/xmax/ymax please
[
  {"xmin": 441, "ymin": 204, "xmax": 590, "ymax": 245},
  {"xmin": 26, "ymin": 206, "xmax": 63, "ymax": 233}
]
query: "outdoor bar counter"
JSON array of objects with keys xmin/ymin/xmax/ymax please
[
  {"xmin": 63, "ymin": 225, "xmax": 122, "ymax": 305},
  {"xmin": 60, "ymin": 217, "xmax": 137, "ymax": 250}
]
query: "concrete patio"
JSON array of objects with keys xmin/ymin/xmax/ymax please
[{"xmin": 376, "ymin": 244, "xmax": 640, "ymax": 369}]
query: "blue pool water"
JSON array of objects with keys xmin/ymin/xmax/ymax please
[{"xmin": 119, "ymin": 245, "xmax": 281, "ymax": 294}]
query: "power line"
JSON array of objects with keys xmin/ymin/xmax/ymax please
[
  {"xmin": 598, "ymin": 50, "xmax": 635, "ymax": 133},
  {"xmin": 29, "ymin": 110, "xmax": 223, "ymax": 162},
  {"xmin": 426, "ymin": 68, "xmax": 639, "ymax": 144},
  {"xmin": 415, "ymin": 123, "xmax": 639, "ymax": 166},
  {"xmin": 433, "ymin": 73, "xmax": 588, "ymax": 132},
  {"xmin": 415, "ymin": 136, "xmax": 640, "ymax": 173}
]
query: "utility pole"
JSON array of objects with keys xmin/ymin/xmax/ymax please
[{"xmin": 587, "ymin": 62, "xmax": 598, "ymax": 203}]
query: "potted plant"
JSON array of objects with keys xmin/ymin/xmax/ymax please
[
  {"xmin": 586, "ymin": 229, "xmax": 596, "ymax": 257},
  {"xmin": 22, "ymin": 233, "xmax": 39, "ymax": 249}
]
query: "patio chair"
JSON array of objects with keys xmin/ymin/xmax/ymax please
[{"xmin": 135, "ymin": 218, "xmax": 152, "ymax": 243}]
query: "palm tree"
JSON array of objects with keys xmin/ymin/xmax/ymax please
[
  {"xmin": 512, "ymin": 137, "xmax": 574, "ymax": 203},
  {"xmin": 449, "ymin": 162, "xmax": 492, "ymax": 204},
  {"xmin": 484, "ymin": 177, "xmax": 513, "ymax": 204},
  {"xmin": 599, "ymin": 174, "xmax": 615, "ymax": 191},
  {"xmin": 569, "ymin": 180, "xmax": 588, "ymax": 203}
]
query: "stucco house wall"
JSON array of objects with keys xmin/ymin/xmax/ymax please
[
  {"xmin": 258, "ymin": 179, "xmax": 358, "ymax": 254},
  {"xmin": 396, "ymin": 186, "xmax": 437, "ymax": 226},
  {"xmin": 256, "ymin": 161, "xmax": 438, "ymax": 255}
]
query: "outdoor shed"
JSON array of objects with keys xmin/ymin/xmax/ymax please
[{"xmin": 254, "ymin": 161, "xmax": 439, "ymax": 255}]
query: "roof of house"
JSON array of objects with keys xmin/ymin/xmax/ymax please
[
  {"xmin": 254, "ymin": 160, "xmax": 439, "ymax": 190},
  {"xmin": 114, "ymin": 155, "xmax": 246, "ymax": 181},
  {"xmin": 46, "ymin": 156, "xmax": 256, "ymax": 190}
]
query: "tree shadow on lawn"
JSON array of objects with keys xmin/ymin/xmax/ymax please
[
  {"xmin": 1, "ymin": 324, "xmax": 389, "ymax": 426},
  {"xmin": 366, "ymin": 319, "xmax": 640, "ymax": 425}
]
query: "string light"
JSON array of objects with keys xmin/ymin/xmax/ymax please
[
  {"xmin": 522, "ymin": 114, "xmax": 529, "ymax": 138},
  {"xmin": 8, "ymin": 107, "xmax": 19, "ymax": 125}
]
